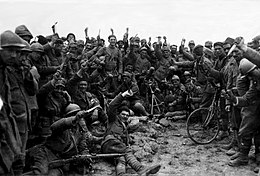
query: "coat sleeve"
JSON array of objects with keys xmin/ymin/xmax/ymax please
[
  {"xmin": 107, "ymin": 93, "xmax": 124, "ymax": 123},
  {"xmin": 235, "ymin": 81, "xmax": 260, "ymax": 107},
  {"xmin": 244, "ymin": 47, "xmax": 260, "ymax": 68},
  {"xmin": 50, "ymin": 116, "xmax": 76, "ymax": 133}
]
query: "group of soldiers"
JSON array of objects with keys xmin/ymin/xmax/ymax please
[{"xmin": 1, "ymin": 24, "xmax": 260, "ymax": 175}]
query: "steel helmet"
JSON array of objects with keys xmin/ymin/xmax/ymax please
[
  {"xmin": 30, "ymin": 42, "xmax": 44, "ymax": 53},
  {"xmin": 21, "ymin": 39, "xmax": 32, "ymax": 52},
  {"xmin": 0, "ymin": 30, "xmax": 25, "ymax": 48},
  {"xmin": 239, "ymin": 58, "xmax": 257, "ymax": 75},
  {"xmin": 64, "ymin": 103, "xmax": 81, "ymax": 117}
]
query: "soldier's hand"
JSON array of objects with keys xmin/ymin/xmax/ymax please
[
  {"xmin": 53, "ymin": 70, "xmax": 62, "ymax": 81},
  {"xmin": 224, "ymin": 89, "xmax": 237, "ymax": 103},
  {"xmin": 235, "ymin": 37, "xmax": 247, "ymax": 52},
  {"xmin": 122, "ymin": 89, "xmax": 133, "ymax": 97}
]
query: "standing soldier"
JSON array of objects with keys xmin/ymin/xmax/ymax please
[
  {"xmin": 91, "ymin": 33, "xmax": 123, "ymax": 90},
  {"xmin": 0, "ymin": 30, "xmax": 38, "ymax": 175}
]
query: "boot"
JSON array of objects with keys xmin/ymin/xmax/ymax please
[
  {"xmin": 222, "ymin": 131, "xmax": 238, "ymax": 150},
  {"xmin": 228, "ymin": 152, "xmax": 249, "ymax": 167},
  {"xmin": 226, "ymin": 146, "xmax": 238, "ymax": 156},
  {"xmin": 230, "ymin": 152, "xmax": 240, "ymax": 160},
  {"xmin": 116, "ymin": 156, "xmax": 126, "ymax": 176},
  {"xmin": 216, "ymin": 130, "xmax": 229, "ymax": 141},
  {"xmin": 137, "ymin": 164, "xmax": 161, "ymax": 176},
  {"xmin": 125, "ymin": 150, "xmax": 143, "ymax": 172},
  {"xmin": 125, "ymin": 149, "xmax": 161, "ymax": 176}
]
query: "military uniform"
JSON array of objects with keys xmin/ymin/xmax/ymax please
[
  {"xmin": 36, "ymin": 80, "xmax": 70, "ymax": 138},
  {"xmin": 25, "ymin": 116, "xmax": 90, "ymax": 175},
  {"xmin": 101, "ymin": 93, "xmax": 161, "ymax": 176}
]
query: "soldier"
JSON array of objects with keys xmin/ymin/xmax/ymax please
[
  {"xmin": 204, "ymin": 45, "xmax": 242, "ymax": 152},
  {"xmin": 36, "ymin": 71, "xmax": 71, "ymax": 143},
  {"xmin": 92, "ymin": 34, "xmax": 123, "ymax": 77},
  {"xmin": 164, "ymin": 75, "xmax": 187, "ymax": 112},
  {"xmin": 0, "ymin": 30, "xmax": 38, "ymax": 175},
  {"xmin": 24, "ymin": 104, "xmax": 96, "ymax": 175},
  {"xmin": 225, "ymin": 58, "xmax": 260, "ymax": 167},
  {"xmin": 29, "ymin": 42, "xmax": 60, "ymax": 88},
  {"xmin": 154, "ymin": 45, "xmax": 174, "ymax": 82},
  {"xmin": 106, "ymin": 71, "xmax": 150, "ymax": 117},
  {"xmin": 101, "ymin": 89, "xmax": 161, "ymax": 176},
  {"xmin": 43, "ymin": 35, "xmax": 64, "ymax": 67},
  {"xmin": 63, "ymin": 42, "xmax": 81, "ymax": 80},
  {"xmin": 67, "ymin": 66, "xmax": 107, "ymax": 141},
  {"xmin": 134, "ymin": 47, "xmax": 152, "ymax": 74}
]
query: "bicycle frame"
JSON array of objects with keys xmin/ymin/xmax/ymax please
[{"xmin": 202, "ymin": 86, "xmax": 221, "ymax": 127}]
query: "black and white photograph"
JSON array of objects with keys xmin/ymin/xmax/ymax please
[{"xmin": 1, "ymin": 0, "xmax": 260, "ymax": 175}]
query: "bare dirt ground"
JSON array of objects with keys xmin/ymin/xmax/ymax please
[{"xmin": 89, "ymin": 118, "xmax": 258, "ymax": 176}]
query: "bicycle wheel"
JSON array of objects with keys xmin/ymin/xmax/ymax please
[{"xmin": 186, "ymin": 107, "xmax": 220, "ymax": 144}]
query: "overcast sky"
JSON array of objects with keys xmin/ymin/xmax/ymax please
[{"xmin": 1, "ymin": 0, "xmax": 260, "ymax": 46}]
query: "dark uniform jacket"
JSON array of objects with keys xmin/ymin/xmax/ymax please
[
  {"xmin": 0, "ymin": 65, "xmax": 37, "ymax": 173},
  {"xmin": 102, "ymin": 93, "xmax": 128, "ymax": 145},
  {"xmin": 45, "ymin": 117, "xmax": 88, "ymax": 158},
  {"xmin": 37, "ymin": 81, "xmax": 70, "ymax": 136}
]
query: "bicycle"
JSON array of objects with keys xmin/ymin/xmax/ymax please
[{"xmin": 186, "ymin": 82, "xmax": 222, "ymax": 144}]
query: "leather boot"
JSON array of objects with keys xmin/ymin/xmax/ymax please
[
  {"xmin": 137, "ymin": 164, "xmax": 161, "ymax": 176},
  {"xmin": 222, "ymin": 131, "xmax": 238, "ymax": 150},
  {"xmin": 226, "ymin": 146, "xmax": 238, "ymax": 156},
  {"xmin": 116, "ymin": 156, "xmax": 126, "ymax": 176},
  {"xmin": 230, "ymin": 152, "xmax": 240, "ymax": 160},
  {"xmin": 228, "ymin": 152, "xmax": 249, "ymax": 167}
]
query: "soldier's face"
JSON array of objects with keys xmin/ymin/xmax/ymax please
[
  {"xmin": 214, "ymin": 46, "xmax": 224, "ymax": 57},
  {"xmin": 119, "ymin": 110, "xmax": 129, "ymax": 122},
  {"xmin": 140, "ymin": 50, "xmax": 147, "ymax": 58},
  {"xmin": 232, "ymin": 48, "xmax": 243, "ymax": 62},
  {"xmin": 223, "ymin": 44, "xmax": 231, "ymax": 55},
  {"xmin": 109, "ymin": 37, "xmax": 117, "ymax": 46},
  {"xmin": 163, "ymin": 50, "xmax": 170, "ymax": 58},
  {"xmin": 171, "ymin": 79, "xmax": 180, "ymax": 88},
  {"xmin": 79, "ymin": 82, "xmax": 88, "ymax": 92},
  {"xmin": 0, "ymin": 47, "xmax": 21, "ymax": 66}
]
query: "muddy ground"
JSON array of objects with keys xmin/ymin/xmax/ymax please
[{"xmin": 89, "ymin": 118, "xmax": 258, "ymax": 176}]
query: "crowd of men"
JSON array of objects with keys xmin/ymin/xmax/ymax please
[{"xmin": 1, "ymin": 24, "xmax": 260, "ymax": 175}]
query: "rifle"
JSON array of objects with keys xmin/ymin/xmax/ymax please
[{"xmin": 49, "ymin": 153, "xmax": 125, "ymax": 169}]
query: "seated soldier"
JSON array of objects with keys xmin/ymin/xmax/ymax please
[
  {"xmin": 106, "ymin": 71, "xmax": 151, "ymax": 117},
  {"xmin": 101, "ymin": 89, "xmax": 161, "ymax": 176},
  {"xmin": 24, "ymin": 104, "xmax": 99, "ymax": 175},
  {"xmin": 164, "ymin": 75, "xmax": 187, "ymax": 112},
  {"xmin": 66, "ymin": 66, "xmax": 107, "ymax": 140},
  {"xmin": 185, "ymin": 79, "xmax": 203, "ymax": 112}
]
